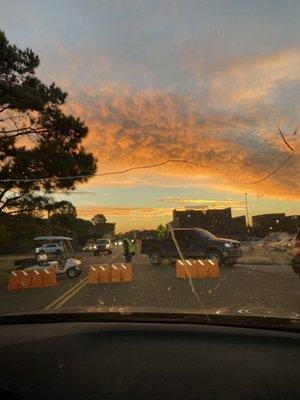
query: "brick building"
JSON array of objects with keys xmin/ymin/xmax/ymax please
[
  {"xmin": 171, "ymin": 208, "xmax": 246, "ymax": 236},
  {"xmin": 252, "ymin": 213, "xmax": 300, "ymax": 235}
]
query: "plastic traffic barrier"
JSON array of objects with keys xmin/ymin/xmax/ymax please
[
  {"xmin": 41, "ymin": 268, "xmax": 57, "ymax": 287},
  {"xmin": 88, "ymin": 265, "xmax": 110, "ymax": 283},
  {"xmin": 88, "ymin": 265, "xmax": 111, "ymax": 283},
  {"xmin": 88, "ymin": 263, "xmax": 133, "ymax": 284},
  {"xmin": 110, "ymin": 264, "xmax": 120, "ymax": 283},
  {"xmin": 88, "ymin": 265, "xmax": 100, "ymax": 283},
  {"xmin": 30, "ymin": 269, "xmax": 43, "ymax": 288},
  {"xmin": 119, "ymin": 263, "xmax": 133, "ymax": 282},
  {"xmin": 175, "ymin": 259, "xmax": 219, "ymax": 279},
  {"xmin": 175, "ymin": 260, "xmax": 196, "ymax": 279},
  {"xmin": 8, "ymin": 270, "xmax": 30, "ymax": 291},
  {"xmin": 8, "ymin": 268, "xmax": 57, "ymax": 290}
]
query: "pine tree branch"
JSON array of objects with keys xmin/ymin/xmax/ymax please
[{"xmin": 0, "ymin": 106, "xmax": 10, "ymax": 114}]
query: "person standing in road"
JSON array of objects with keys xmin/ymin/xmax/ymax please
[{"xmin": 122, "ymin": 237, "xmax": 135, "ymax": 263}]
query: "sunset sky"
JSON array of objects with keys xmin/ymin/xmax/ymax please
[{"xmin": 1, "ymin": 0, "xmax": 299, "ymax": 232}]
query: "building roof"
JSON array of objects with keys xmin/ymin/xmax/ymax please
[{"xmin": 252, "ymin": 213, "xmax": 285, "ymax": 219}]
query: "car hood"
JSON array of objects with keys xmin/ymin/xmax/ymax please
[
  {"xmin": 208, "ymin": 238, "xmax": 240, "ymax": 244},
  {"xmin": 0, "ymin": 306, "xmax": 299, "ymax": 331}
]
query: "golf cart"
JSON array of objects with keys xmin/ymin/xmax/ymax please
[{"xmin": 14, "ymin": 236, "xmax": 82, "ymax": 278}]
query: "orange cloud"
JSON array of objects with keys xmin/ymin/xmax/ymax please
[
  {"xmin": 155, "ymin": 197, "xmax": 245, "ymax": 212},
  {"xmin": 19, "ymin": 44, "xmax": 299, "ymax": 201},
  {"xmin": 65, "ymin": 79, "xmax": 299, "ymax": 200},
  {"xmin": 76, "ymin": 205, "xmax": 172, "ymax": 219},
  {"xmin": 208, "ymin": 49, "xmax": 300, "ymax": 111}
]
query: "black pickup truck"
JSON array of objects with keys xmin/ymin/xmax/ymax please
[{"xmin": 141, "ymin": 228, "xmax": 242, "ymax": 267}]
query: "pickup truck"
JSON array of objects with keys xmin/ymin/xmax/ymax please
[
  {"xmin": 141, "ymin": 228, "xmax": 242, "ymax": 267},
  {"xmin": 93, "ymin": 238, "xmax": 113, "ymax": 256}
]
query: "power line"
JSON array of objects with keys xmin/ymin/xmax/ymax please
[
  {"xmin": 0, "ymin": 129, "xmax": 296, "ymax": 185},
  {"xmin": 0, "ymin": 155, "xmax": 295, "ymax": 185}
]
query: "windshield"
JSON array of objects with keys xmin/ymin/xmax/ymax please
[
  {"xmin": 195, "ymin": 230, "xmax": 216, "ymax": 240},
  {"xmin": 0, "ymin": 1, "xmax": 299, "ymax": 326},
  {"xmin": 96, "ymin": 239, "xmax": 110, "ymax": 245}
]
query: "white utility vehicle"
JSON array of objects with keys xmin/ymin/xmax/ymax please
[{"xmin": 14, "ymin": 236, "xmax": 82, "ymax": 278}]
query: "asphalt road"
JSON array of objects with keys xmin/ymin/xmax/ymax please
[{"xmin": 0, "ymin": 246, "xmax": 299, "ymax": 318}]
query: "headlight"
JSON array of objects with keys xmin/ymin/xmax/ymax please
[
  {"xmin": 105, "ymin": 244, "xmax": 109, "ymax": 248},
  {"xmin": 224, "ymin": 242, "xmax": 232, "ymax": 248},
  {"xmin": 93, "ymin": 245, "xmax": 97, "ymax": 250}
]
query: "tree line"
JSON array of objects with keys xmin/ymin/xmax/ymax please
[{"xmin": 0, "ymin": 203, "xmax": 115, "ymax": 254}]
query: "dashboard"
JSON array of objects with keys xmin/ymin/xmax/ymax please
[{"xmin": 0, "ymin": 320, "xmax": 299, "ymax": 399}]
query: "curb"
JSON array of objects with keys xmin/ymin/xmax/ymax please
[{"xmin": 238, "ymin": 259, "xmax": 290, "ymax": 266}]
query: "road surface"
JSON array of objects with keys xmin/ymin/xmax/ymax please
[{"xmin": 0, "ymin": 246, "xmax": 299, "ymax": 317}]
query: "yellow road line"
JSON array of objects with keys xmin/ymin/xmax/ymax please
[
  {"xmin": 53, "ymin": 278, "xmax": 88, "ymax": 309},
  {"xmin": 44, "ymin": 250, "xmax": 122, "ymax": 310},
  {"xmin": 44, "ymin": 278, "xmax": 88, "ymax": 310}
]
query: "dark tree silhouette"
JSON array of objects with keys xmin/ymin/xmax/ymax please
[{"xmin": 0, "ymin": 31, "xmax": 97, "ymax": 214}]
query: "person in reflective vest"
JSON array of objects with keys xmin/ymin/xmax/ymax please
[{"xmin": 122, "ymin": 237, "xmax": 135, "ymax": 262}]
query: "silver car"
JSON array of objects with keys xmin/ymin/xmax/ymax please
[{"xmin": 35, "ymin": 243, "xmax": 64, "ymax": 255}]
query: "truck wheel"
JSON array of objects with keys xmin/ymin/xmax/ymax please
[
  {"xmin": 291, "ymin": 262, "xmax": 300, "ymax": 276},
  {"xmin": 224, "ymin": 260, "xmax": 236, "ymax": 268},
  {"xmin": 149, "ymin": 250, "xmax": 163, "ymax": 266},
  {"xmin": 206, "ymin": 249, "xmax": 223, "ymax": 266}
]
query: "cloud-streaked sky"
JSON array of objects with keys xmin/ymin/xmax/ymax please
[{"xmin": 1, "ymin": 0, "xmax": 300, "ymax": 231}]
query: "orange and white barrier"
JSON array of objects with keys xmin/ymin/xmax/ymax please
[
  {"xmin": 8, "ymin": 268, "xmax": 57, "ymax": 291},
  {"xmin": 88, "ymin": 264, "xmax": 110, "ymax": 283},
  {"xmin": 175, "ymin": 259, "xmax": 219, "ymax": 279},
  {"xmin": 88, "ymin": 263, "xmax": 133, "ymax": 284}
]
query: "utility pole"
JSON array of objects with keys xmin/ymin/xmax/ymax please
[
  {"xmin": 244, "ymin": 193, "xmax": 252, "ymax": 249},
  {"xmin": 244, "ymin": 193, "xmax": 250, "ymax": 227}
]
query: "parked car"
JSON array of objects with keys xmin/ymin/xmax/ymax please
[
  {"xmin": 93, "ymin": 238, "xmax": 113, "ymax": 255},
  {"xmin": 35, "ymin": 243, "xmax": 64, "ymax": 255},
  {"xmin": 83, "ymin": 243, "xmax": 94, "ymax": 252},
  {"xmin": 141, "ymin": 228, "xmax": 242, "ymax": 267},
  {"xmin": 274, "ymin": 236, "xmax": 294, "ymax": 252},
  {"xmin": 262, "ymin": 233, "xmax": 288, "ymax": 250},
  {"xmin": 291, "ymin": 229, "xmax": 300, "ymax": 276}
]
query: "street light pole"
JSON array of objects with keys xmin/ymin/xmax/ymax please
[
  {"xmin": 244, "ymin": 193, "xmax": 252, "ymax": 249},
  {"xmin": 244, "ymin": 193, "xmax": 250, "ymax": 227}
]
